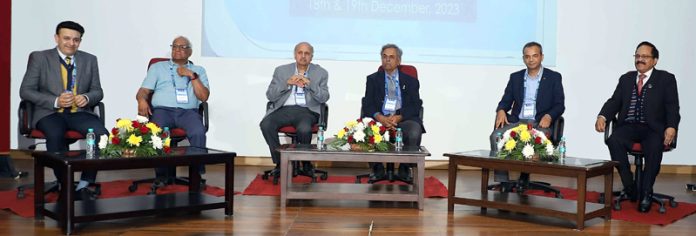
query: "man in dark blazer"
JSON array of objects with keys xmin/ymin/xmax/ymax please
[
  {"xmin": 19, "ymin": 21, "xmax": 108, "ymax": 197},
  {"xmin": 363, "ymin": 44, "xmax": 424, "ymax": 182},
  {"xmin": 491, "ymin": 42, "xmax": 565, "ymax": 189},
  {"xmin": 596, "ymin": 41, "xmax": 680, "ymax": 213}
]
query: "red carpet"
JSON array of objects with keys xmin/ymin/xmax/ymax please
[
  {"xmin": 0, "ymin": 179, "xmax": 235, "ymax": 218},
  {"xmin": 524, "ymin": 186, "xmax": 696, "ymax": 226},
  {"xmin": 242, "ymin": 174, "xmax": 448, "ymax": 198}
]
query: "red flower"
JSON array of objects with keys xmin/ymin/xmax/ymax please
[
  {"xmin": 369, "ymin": 136, "xmax": 375, "ymax": 144},
  {"xmin": 111, "ymin": 128, "xmax": 119, "ymax": 135},
  {"xmin": 132, "ymin": 121, "xmax": 141, "ymax": 128},
  {"xmin": 347, "ymin": 136, "xmax": 354, "ymax": 143},
  {"xmin": 535, "ymin": 137, "xmax": 542, "ymax": 144},
  {"xmin": 163, "ymin": 146, "xmax": 171, "ymax": 154},
  {"xmin": 357, "ymin": 118, "xmax": 363, "ymax": 123},
  {"xmin": 369, "ymin": 120, "xmax": 376, "ymax": 126},
  {"xmin": 111, "ymin": 137, "xmax": 120, "ymax": 145},
  {"xmin": 344, "ymin": 127, "xmax": 349, "ymax": 132},
  {"xmin": 139, "ymin": 126, "xmax": 149, "ymax": 134},
  {"xmin": 527, "ymin": 123, "xmax": 533, "ymax": 131},
  {"xmin": 510, "ymin": 131, "xmax": 517, "ymax": 138},
  {"xmin": 379, "ymin": 126, "xmax": 387, "ymax": 134}
]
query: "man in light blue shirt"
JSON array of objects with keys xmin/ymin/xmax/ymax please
[{"xmin": 136, "ymin": 36, "xmax": 210, "ymax": 176}]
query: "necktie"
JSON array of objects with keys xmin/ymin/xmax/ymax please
[
  {"xmin": 387, "ymin": 75, "xmax": 396, "ymax": 98},
  {"xmin": 65, "ymin": 56, "xmax": 71, "ymax": 65},
  {"xmin": 637, "ymin": 73, "xmax": 646, "ymax": 96}
]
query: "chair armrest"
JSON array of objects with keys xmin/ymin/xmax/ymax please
[
  {"xmin": 603, "ymin": 117, "xmax": 615, "ymax": 145},
  {"xmin": 199, "ymin": 101, "xmax": 209, "ymax": 132},
  {"xmin": 551, "ymin": 116, "xmax": 564, "ymax": 145},
  {"xmin": 18, "ymin": 100, "xmax": 33, "ymax": 136},
  {"xmin": 319, "ymin": 103, "xmax": 329, "ymax": 129},
  {"xmin": 91, "ymin": 102, "xmax": 105, "ymax": 124}
]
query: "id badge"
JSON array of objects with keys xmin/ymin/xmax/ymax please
[
  {"xmin": 295, "ymin": 87, "xmax": 307, "ymax": 106},
  {"xmin": 175, "ymin": 88, "xmax": 189, "ymax": 104},
  {"xmin": 384, "ymin": 98, "xmax": 397, "ymax": 112},
  {"xmin": 523, "ymin": 102, "xmax": 534, "ymax": 117}
]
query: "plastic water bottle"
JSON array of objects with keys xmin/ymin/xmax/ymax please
[
  {"xmin": 86, "ymin": 128, "xmax": 95, "ymax": 159},
  {"xmin": 163, "ymin": 127, "xmax": 170, "ymax": 139},
  {"xmin": 558, "ymin": 136, "xmax": 567, "ymax": 159},
  {"xmin": 395, "ymin": 128, "xmax": 403, "ymax": 151},
  {"xmin": 317, "ymin": 126, "xmax": 325, "ymax": 150},
  {"xmin": 494, "ymin": 132, "xmax": 502, "ymax": 154}
]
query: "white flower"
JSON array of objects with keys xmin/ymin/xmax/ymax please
[
  {"xmin": 522, "ymin": 144, "xmax": 535, "ymax": 159},
  {"xmin": 362, "ymin": 117, "xmax": 373, "ymax": 123},
  {"xmin": 546, "ymin": 143, "xmax": 555, "ymax": 155},
  {"xmin": 356, "ymin": 122, "xmax": 365, "ymax": 132},
  {"xmin": 353, "ymin": 130, "xmax": 366, "ymax": 142},
  {"xmin": 98, "ymin": 134, "xmax": 108, "ymax": 149},
  {"xmin": 497, "ymin": 138, "xmax": 506, "ymax": 150},
  {"xmin": 136, "ymin": 115, "xmax": 149, "ymax": 123},
  {"xmin": 340, "ymin": 143, "xmax": 350, "ymax": 151},
  {"xmin": 151, "ymin": 135, "xmax": 163, "ymax": 149}
]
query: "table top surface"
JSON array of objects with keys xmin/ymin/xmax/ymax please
[
  {"xmin": 279, "ymin": 144, "xmax": 431, "ymax": 157},
  {"xmin": 445, "ymin": 149, "xmax": 614, "ymax": 169},
  {"xmin": 32, "ymin": 146, "xmax": 236, "ymax": 161}
]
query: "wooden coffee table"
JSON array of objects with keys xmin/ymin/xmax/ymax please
[
  {"xmin": 33, "ymin": 147, "xmax": 236, "ymax": 234},
  {"xmin": 444, "ymin": 150, "xmax": 616, "ymax": 230},
  {"xmin": 279, "ymin": 145, "xmax": 430, "ymax": 209}
]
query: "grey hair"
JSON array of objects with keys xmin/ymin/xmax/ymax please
[
  {"xmin": 381, "ymin": 44, "xmax": 402, "ymax": 59},
  {"xmin": 294, "ymin": 42, "xmax": 314, "ymax": 54},
  {"xmin": 173, "ymin": 36, "xmax": 192, "ymax": 48}
]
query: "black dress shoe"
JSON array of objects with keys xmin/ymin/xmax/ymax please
[
  {"xmin": 397, "ymin": 164, "xmax": 412, "ymax": 182},
  {"xmin": 638, "ymin": 193, "xmax": 653, "ymax": 213},
  {"xmin": 302, "ymin": 161, "xmax": 315, "ymax": 174},
  {"xmin": 619, "ymin": 188, "xmax": 638, "ymax": 202},
  {"xmin": 75, "ymin": 188, "xmax": 97, "ymax": 201},
  {"xmin": 368, "ymin": 168, "xmax": 385, "ymax": 182},
  {"xmin": 499, "ymin": 182, "xmax": 513, "ymax": 193}
]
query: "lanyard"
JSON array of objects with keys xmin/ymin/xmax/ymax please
[{"xmin": 169, "ymin": 61, "xmax": 192, "ymax": 89}]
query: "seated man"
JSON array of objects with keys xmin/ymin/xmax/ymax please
[
  {"xmin": 490, "ymin": 42, "xmax": 565, "ymax": 191},
  {"xmin": 19, "ymin": 21, "xmax": 108, "ymax": 198},
  {"xmin": 136, "ymin": 36, "xmax": 210, "ymax": 177},
  {"xmin": 260, "ymin": 42, "xmax": 330, "ymax": 176},
  {"xmin": 595, "ymin": 41, "xmax": 680, "ymax": 213},
  {"xmin": 363, "ymin": 44, "xmax": 424, "ymax": 182}
]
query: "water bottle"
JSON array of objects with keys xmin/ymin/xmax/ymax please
[
  {"xmin": 494, "ymin": 132, "xmax": 503, "ymax": 154},
  {"xmin": 395, "ymin": 128, "xmax": 403, "ymax": 151},
  {"xmin": 163, "ymin": 127, "xmax": 170, "ymax": 139},
  {"xmin": 558, "ymin": 136, "xmax": 567, "ymax": 159},
  {"xmin": 86, "ymin": 128, "xmax": 95, "ymax": 159},
  {"xmin": 317, "ymin": 126, "xmax": 325, "ymax": 150}
]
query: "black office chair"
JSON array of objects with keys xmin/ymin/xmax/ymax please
[
  {"xmin": 599, "ymin": 117, "xmax": 678, "ymax": 213},
  {"xmin": 127, "ymin": 58, "xmax": 210, "ymax": 194},
  {"xmin": 16, "ymin": 100, "xmax": 104, "ymax": 199},
  {"xmin": 355, "ymin": 65, "xmax": 424, "ymax": 184},
  {"xmin": 261, "ymin": 103, "xmax": 329, "ymax": 184},
  {"xmin": 487, "ymin": 117, "xmax": 565, "ymax": 198}
]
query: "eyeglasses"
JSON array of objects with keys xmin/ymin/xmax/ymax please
[
  {"xmin": 633, "ymin": 54, "xmax": 653, "ymax": 60},
  {"xmin": 171, "ymin": 44, "xmax": 192, "ymax": 50}
]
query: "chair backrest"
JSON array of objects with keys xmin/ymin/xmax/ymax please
[
  {"xmin": 148, "ymin": 58, "xmax": 169, "ymax": 69},
  {"xmin": 378, "ymin": 65, "xmax": 418, "ymax": 79}
]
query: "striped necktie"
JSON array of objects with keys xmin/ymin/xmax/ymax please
[{"xmin": 637, "ymin": 73, "xmax": 646, "ymax": 96}]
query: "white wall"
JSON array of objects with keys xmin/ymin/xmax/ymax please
[{"xmin": 11, "ymin": 0, "xmax": 695, "ymax": 164}]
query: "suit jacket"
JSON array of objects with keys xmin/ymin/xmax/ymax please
[
  {"xmin": 19, "ymin": 48, "xmax": 103, "ymax": 127},
  {"xmin": 264, "ymin": 62, "xmax": 330, "ymax": 117},
  {"xmin": 496, "ymin": 68, "xmax": 565, "ymax": 123},
  {"xmin": 362, "ymin": 69, "xmax": 424, "ymax": 130},
  {"xmin": 599, "ymin": 69, "xmax": 680, "ymax": 134}
]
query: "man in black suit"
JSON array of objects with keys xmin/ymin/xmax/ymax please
[
  {"xmin": 596, "ymin": 41, "xmax": 680, "ymax": 213},
  {"xmin": 491, "ymin": 42, "xmax": 565, "ymax": 190},
  {"xmin": 362, "ymin": 44, "xmax": 424, "ymax": 182}
]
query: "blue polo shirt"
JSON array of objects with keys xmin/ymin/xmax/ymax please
[{"xmin": 141, "ymin": 60, "xmax": 210, "ymax": 109}]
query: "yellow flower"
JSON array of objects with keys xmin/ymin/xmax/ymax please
[
  {"xmin": 127, "ymin": 134, "xmax": 143, "ymax": 147},
  {"xmin": 520, "ymin": 130, "xmax": 532, "ymax": 142},
  {"xmin": 374, "ymin": 134, "xmax": 383, "ymax": 143},
  {"xmin": 504, "ymin": 139, "xmax": 517, "ymax": 151},
  {"xmin": 146, "ymin": 122, "xmax": 162, "ymax": 136},
  {"xmin": 117, "ymin": 119, "xmax": 134, "ymax": 132},
  {"xmin": 371, "ymin": 125, "xmax": 380, "ymax": 134},
  {"xmin": 337, "ymin": 129, "xmax": 346, "ymax": 139},
  {"xmin": 515, "ymin": 124, "xmax": 527, "ymax": 133},
  {"xmin": 346, "ymin": 120, "xmax": 358, "ymax": 128},
  {"xmin": 164, "ymin": 137, "xmax": 171, "ymax": 147},
  {"xmin": 545, "ymin": 139, "xmax": 552, "ymax": 146}
]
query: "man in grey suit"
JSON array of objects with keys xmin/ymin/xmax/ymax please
[
  {"xmin": 19, "ymin": 21, "xmax": 108, "ymax": 197},
  {"xmin": 260, "ymin": 42, "xmax": 330, "ymax": 176}
]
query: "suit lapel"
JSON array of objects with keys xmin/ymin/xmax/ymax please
[
  {"xmin": 48, "ymin": 49, "xmax": 64, "ymax": 94},
  {"xmin": 376, "ymin": 70, "xmax": 386, "ymax": 100},
  {"xmin": 75, "ymin": 52, "xmax": 87, "ymax": 93}
]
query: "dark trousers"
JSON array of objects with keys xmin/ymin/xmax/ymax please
[
  {"xmin": 260, "ymin": 106, "xmax": 319, "ymax": 165},
  {"xmin": 150, "ymin": 107, "xmax": 206, "ymax": 176},
  {"xmin": 36, "ymin": 112, "xmax": 108, "ymax": 183},
  {"xmin": 372, "ymin": 119, "xmax": 423, "ymax": 170},
  {"xmin": 489, "ymin": 120, "xmax": 551, "ymax": 182},
  {"xmin": 607, "ymin": 123, "xmax": 663, "ymax": 194}
]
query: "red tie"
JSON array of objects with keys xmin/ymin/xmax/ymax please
[{"xmin": 637, "ymin": 73, "xmax": 646, "ymax": 95}]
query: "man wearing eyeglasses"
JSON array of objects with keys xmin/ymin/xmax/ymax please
[
  {"xmin": 136, "ymin": 36, "xmax": 210, "ymax": 176},
  {"xmin": 20, "ymin": 21, "xmax": 109, "ymax": 199},
  {"xmin": 596, "ymin": 41, "xmax": 680, "ymax": 213},
  {"xmin": 260, "ymin": 42, "xmax": 330, "ymax": 178},
  {"xmin": 490, "ymin": 42, "xmax": 565, "ymax": 192}
]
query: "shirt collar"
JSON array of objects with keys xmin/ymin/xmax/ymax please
[
  {"xmin": 639, "ymin": 68, "xmax": 654, "ymax": 79},
  {"xmin": 525, "ymin": 66, "xmax": 544, "ymax": 80},
  {"xmin": 56, "ymin": 48, "xmax": 73, "ymax": 64},
  {"xmin": 386, "ymin": 68, "xmax": 399, "ymax": 80}
]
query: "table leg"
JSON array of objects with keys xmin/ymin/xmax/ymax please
[
  {"xmin": 447, "ymin": 160, "xmax": 457, "ymax": 212},
  {"xmin": 417, "ymin": 158, "xmax": 425, "ymax": 210},
  {"xmin": 34, "ymin": 158, "xmax": 45, "ymax": 219},
  {"xmin": 604, "ymin": 170, "xmax": 613, "ymax": 220},
  {"xmin": 576, "ymin": 173, "xmax": 587, "ymax": 230},
  {"xmin": 225, "ymin": 159, "xmax": 234, "ymax": 216},
  {"xmin": 62, "ymin": 165, "xmax": 74, "ymax": 235},
  {"xmin": 189, "ymin": 164, "xmax": 202, "ymax": 192},
  {"xmin": 280, "ymin": 154, "xmax": 288, "ymax": 208},
  {"xmin": 480, "ymin": 168, "xmax": 489, "ymax": 214}
]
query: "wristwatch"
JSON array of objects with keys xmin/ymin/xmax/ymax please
[{"xmin": 191, "ymin": 72, "xmax": 199, "ymax": 81}]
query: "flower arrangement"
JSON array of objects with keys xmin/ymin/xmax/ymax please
[
  {"xmin": 496, "ymin": 123, "xmax": 556, "ymax": 161},
  {"xmin": 329, "ymin": 117, "xmax": 392, "ymax": 152},
  {"xmin": 99, "ymin": 115, "xmax": 171, "ymax": 157}
]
